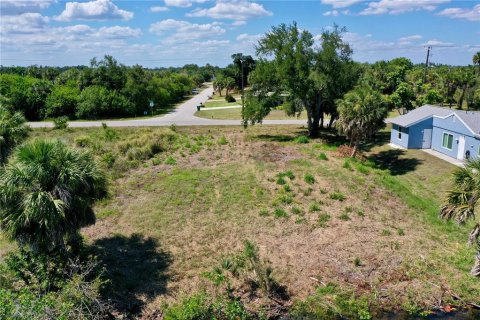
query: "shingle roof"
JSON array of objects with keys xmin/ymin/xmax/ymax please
[
  {"xmin": 454, "ymin": 110, "xmax": 480, "ymax": 135},
  {"xmin": 386, "ymin": 105, "xmax": 480, "ymax": 137}
]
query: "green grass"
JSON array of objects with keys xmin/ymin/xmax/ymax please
[
  {"xmin": 194, "ymin": 108, "xmax": 308, "ymax": 120},
  {"xmin": 3, "ymin": 125, "xmax": 478, "ymax": 316},
  {"xmin": 203, "ymin": 100, "xmax": 240, "ymax": 108}
]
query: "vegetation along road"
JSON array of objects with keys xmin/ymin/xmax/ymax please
[{"xmin": 28, "ymin": 85, "xmax": 307, "ymax": 128}]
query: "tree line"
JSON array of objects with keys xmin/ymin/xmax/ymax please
[
  {"xmin": 242, "ymin": 23, "xmax": 480, "ymax": 138},
  {"xmin": 0, "ymin": 56, "xmax": 219, "ymax": 121}
]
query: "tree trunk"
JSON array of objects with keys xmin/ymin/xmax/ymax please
[
  {"xmin": 319, "ymin": 113, "xmax": 324, "ymax": 129},
  {"xmin": 469, "ymin": 223, "xmax": 480, "ymax": 246},
  {"xmin": 351, "ymin": 139, "xmax": 359, "ymax": 158},
  {"xmin": 471, "ymin": 252, "xmax": 480, "ymax": 277},
  {"xmin": 327, "ymin": 116, "xmax": 335, "ymax": 129}
]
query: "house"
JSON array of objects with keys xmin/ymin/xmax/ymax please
[{"xmin": 386, "ymin": 105, "xmax": 480, "ymax": 161}]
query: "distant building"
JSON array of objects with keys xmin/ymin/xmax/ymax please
[{"xmin": 386, "ymin": 105, "xmax": 480, "ymax": 161}]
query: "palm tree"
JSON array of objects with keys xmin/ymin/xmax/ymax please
[
  {"xmin": 0, "ymin": 140, "xmax": 107, "ymax": 253},
  {"xmin": 0, "ymin": 106, "xmax": 29, "ymax": 165},
  {"xmin": 225, "ymin": 77, "xmax": 236, "ymax": 96},
  {"xmin": 440, "ymin": 158, "xmax": 480, "ymax": 277},
  {"xmin": 336, "ymin": 85, "xmax": 388, "ymax": 157},
  {"xmin": 473, "ymin": 51, "xmax": 480, "ymax": 74}
]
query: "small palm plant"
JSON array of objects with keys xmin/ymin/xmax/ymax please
[
  {"xmin": 0, "ymin": 140, "xmax": 107, "ymax": 253},
  {"xmin": 0, "ymin": 106, "xmax": 29, "ymax": 165},
  {"xmin": 440, "ymin": 158, "xmax": 480, "ymax": 277}
]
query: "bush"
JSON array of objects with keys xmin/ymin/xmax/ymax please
[
  {"xmin": 225, "ymin": 94, "xmax": 236, "ymax": 103},
  {"xmin": 274, "ymin": 208, "xmax": 288, "ymax": 218},
  {"xmin": 295, "ymin": 135, "xmax": 309, "ymax": 144},
  {"xmin": 44, "ymin": 85, "xmax": 79, "ymax": 119},
  {"xmin": 330, "ymin": 191, "xmax": 346, "ymax": 201},
  {"xmin": 304, "ymin": 173, "xmax": 315, "ymax": 184},
  {"xmin": 318, "ymin": 152, "xmax": 328, "ymax": 161},
  {"xmin": 74, "ymin": 135, "xmax": 91, "ymax": 147},
  {"xmin": 53, "ymin": 116, "xmax": 69, "ymax": 129}
]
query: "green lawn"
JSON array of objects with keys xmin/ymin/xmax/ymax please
[
  {"xmin": 3, "ymin": 125, "xmax": 479, "ymax": 317},
  {"xmin": 203, "ymin": 99, "xmax": 240, "ymax": 108},
  {"xmin": 195, "ymin": 108, "xmax": 308, "ymax": 120}
]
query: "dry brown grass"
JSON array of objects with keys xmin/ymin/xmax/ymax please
[{"xmin": 72, "ymin": 126, "xmax": 479, "ymax": 316}]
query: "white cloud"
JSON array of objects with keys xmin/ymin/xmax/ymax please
[
  {"xmin": 0, "ymin": 13, "xmax": 49, "ymax": 34},
  {"xmin": 164, "ymin": 0, "xmax": 210, "ymax": 8},
  {"xmin": 150, "ymin": 19, "xmax": 226, "ymax": 44},
  {"xmin": 96, "ymin": 26, "xmax": 142, "ymax": 38},
  {"xmin": 423, "ymin": 39, "xmax": 455, "ymax": 47},
  {"xmin": 232, "ymin": 20, "xmax": 246, "ymax": 26},
  {"xmin": 150, "ymin": 6, "xmax": 169, "ymax": 13},
  {"xmin": 321, "ymin": 0, "xmax": 363, "ymax": 8},
  {"xmin": 0, "ymin": 0, "xmax": 54, "ymax": 15},
  {"xmin": 236, "ymin": 33, "xmax": 262, "ymax": 43},
  {"xmin": 438, "ymin": 4, "xmax": 480, "ymax": 22},
  {"xmin": 398, "ymin": 35, "xmax": 422, "ymax": 41},
  {"xmin": 323, "ymin": 10, "xmax": 339, "ymax": 16},
  {"xmin": 360, "ymin": 0, "xmax": 450, "ymax": 15},
  {"xmin": 55, "ymin": 0, "xmax": 134, "ymax": 21},
  {"xmin": 187, "ymin": 0, "xmax": 272, "ymax": 20}
]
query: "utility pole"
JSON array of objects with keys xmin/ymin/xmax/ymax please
[
  {"xmin": 241, "ymin": 59, "xmax": 245, "ymax": 122},
  {"xmin": 423, "ymin": 46, "xmax": 432, "ymax": 83}
]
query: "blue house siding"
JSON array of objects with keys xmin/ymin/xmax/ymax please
[
  {"xmin": 465, "ymin": 136, "xmax": 480, "ymax": 159},
  {"xmin": 407, "ymin": 118, "xmax": 432, "ymax": 149},
  {"xmin": 390, "ymin": 124, "xmax": 409, "ymax": 148},
  {"xmin": 432, "ymin": 114, "xmax": 477, "ymax": 159},
  {"xmin": 433, "ymin": 114, "xmax": 474, "ymax": 136},
  {"xmin": 431, "ymin": 127, "xmax": 462, "ymax": 159}
]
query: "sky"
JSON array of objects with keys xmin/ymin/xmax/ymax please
[{"xmin": 0, "ymin": 0, "xmax": 479, "ymax": 67}]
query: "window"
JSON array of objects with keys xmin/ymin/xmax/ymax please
[
  {"xmin": 442, "ymin": 133, "xmax": 453, "ymax": 150},
  {"xmin": 397, "ymin": 126, "xmax": 402, "ymax": 140}
]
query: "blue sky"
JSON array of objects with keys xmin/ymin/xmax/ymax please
[{"xmin": 1, "ymin": 0, "xmax": 479, "ymax": 67}]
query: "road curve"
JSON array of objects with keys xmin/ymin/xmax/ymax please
[{"xmin": 28, "ymin": 85, "xmax": 307, "ymax": 128}]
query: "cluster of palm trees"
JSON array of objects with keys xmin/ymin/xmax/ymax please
[
  {"xmin": 0, "ymin": 106, "xmax": 107, "ymax": 254},
  {"xmin": 440, "ymin": 159, "xmax": 480, "ymax": 277},
  {"xmin": 213, "ymin": 75, "xmax": 236, "ymax": 96}
]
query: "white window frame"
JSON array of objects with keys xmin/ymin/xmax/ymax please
[
  {"xmin": 397, "ymin": 126, "xmax": 402, "ymax": 140},
  {"xmin": 442, "ymin": 132, "xmax": 454, "ymax": 150}
]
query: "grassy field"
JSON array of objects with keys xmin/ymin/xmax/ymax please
[
  {"xmin": 4, "ymin": 125, "xmax": 479, "ymax": 318},
  {"xmin": 203, "ymin": 99, "xmax": 240, "ymax": 108},
  {"xmin": 195, "ymin": 108, "xmax": 309, "ymax": 120}
]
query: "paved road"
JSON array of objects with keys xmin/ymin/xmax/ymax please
[{"xmin": 28, "ymin": 85, "xmax": 307, "ymax": 128}]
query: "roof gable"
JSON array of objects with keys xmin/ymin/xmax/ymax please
[{"xmin": 386, "ymin": 105, "xmax": 451, "ymax": 127}]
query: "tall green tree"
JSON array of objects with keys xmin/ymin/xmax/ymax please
[
  {"xmin": 0, "ymin": 140, "xmax": 107, "ymax": 252},
  {"xmin": 244, "ymin": 23, "xmax": 356, "ymax": 136},
  {"xmin": 473, "ymin": 51, "xmax": 480, "ymax": 74},
  {"xmin": 440, "ymin": 159, "xmax": 480, "ymax": 277},
  {"xmin": 336, "ymin": 85, "xmax": 388, "ymax": 157},
  {"xmin": 0, "ymin": 106, "xmax": 29, "ymax": 165}
]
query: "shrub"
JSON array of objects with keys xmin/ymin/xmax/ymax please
[
  {"xmin": 44, "ymin": 85, "xmax": 79, "ymax": 119},
  {"xmin": 318, "ymin": 213, "xmax": 331, "ymax": 227},
  {"xmin": 354, "ymin": 257, "xmax": 362, "ymax": 267},
  {"xmin": 278, "ymin": 195, "xmax": 293, "ymax": 205},
  {"xmin": 343, "ymin": 159, "xmax": 353, "ymax": 170},
  {"xmin": 291, "ymin": 206, "xmax": 303, "ymax": 215},
  {"xmin": 103, "ymin": 127, "xmax": 118, "ymax": 141},
  {"xmin": 217, "ymin": 135, "xmax": 228, "ymax": 145},
  {"xmin": 309, "ymin": 202, "xmax": 321, "ymax": 212},
  {"xmin": 283, "ymin": 184, "xmax": 292, "ymax": 192},
  {"xmin": 318, "ymin": 152, "xmax": 328, "ymax": 161},
  {"xmin": 304, "ymin": 173, "xmax": 315, "ymax": 185},
  {"xmin": 274, "ymin": 208, "xmax": 288, "ymax": 218},
  {"xmin": 74, "ymin": 135, "xmax": 91, "ymax": 147},
  {"xmin": 165, "ymin": 156, "xmax": 177, "ymax": 165},
  {"xmin": 397, "ymin": 228, "xmax": 405, "ymax": 236},
  {"xmin": 259, "ymin": 209, "xmax": 269, "ymax": 216},
  {"xmin": 330, "ymin": 191, "xmax": 346, "ymax": 201},
  {"xmin": 102, "ymin": 152, "xmax": 116, "ymax": 168},
  {"xmin": 225, "ymin": 94, "xmax": 236, "ymax": 103},
  {"xmin": 276, "ymin": 176, "xmax": 287, "ymax": 185},
  {"xmin": 303, "ymin": 187, "xmax": 313, "ymax": 196},
  {"xmin": 53, "ymin": 116, "xmax": 69, "ymax": 129},
  {"xmin": 295, "ymin": 135, "xmax": 309, "ymax": 144},
  {"xmin": 339, "ymin": 212, "xmax": 350, "ymax": 221}
]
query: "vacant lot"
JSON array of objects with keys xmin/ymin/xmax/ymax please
[
  {"xmin": 195, "ymin": 108, "xmax": 308, "ymax": 120},
  {"xmin": 14, "ymin": 125, "xmax": 480, "ymax": 318}
]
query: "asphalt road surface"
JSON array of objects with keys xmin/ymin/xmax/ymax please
[{"xmin": 28, "ymin": 85, "xmax": 307, "ymax": 128}]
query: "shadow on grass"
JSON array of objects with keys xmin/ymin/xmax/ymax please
[
  {"xmin": 92, "ymin": 233, "xmax": 172, "ymax": 316},
  {"xmin": 369, "ymin": 149, "xmax": 423, "ymax": 176},
  {"xmin": 360, "ymin": 132, "xmax": 391, "ymax": 152}
]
